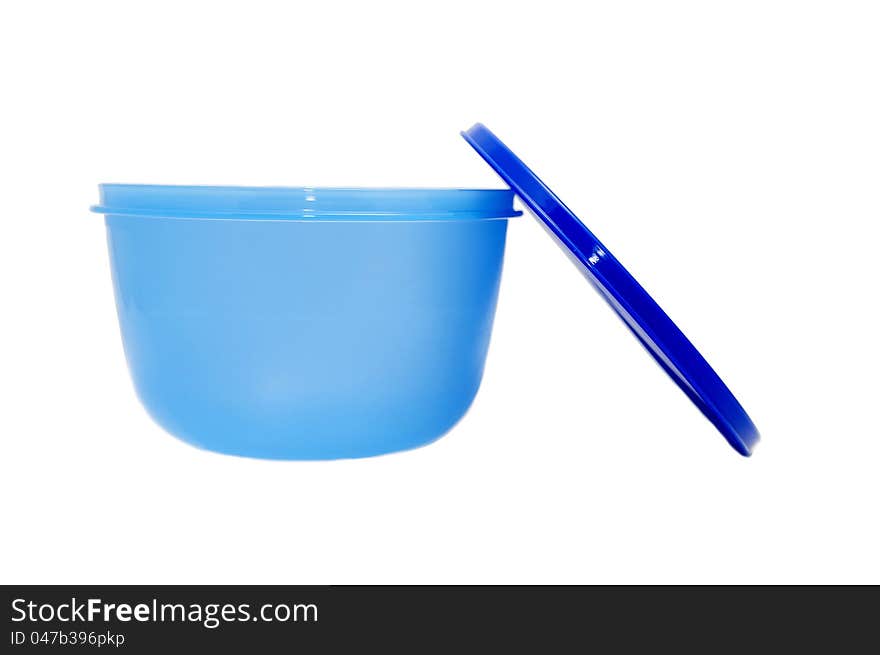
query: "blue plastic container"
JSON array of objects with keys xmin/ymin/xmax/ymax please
[{"xmin": 92, "ymin": 185, "xmax": 520, "ymax": 459}]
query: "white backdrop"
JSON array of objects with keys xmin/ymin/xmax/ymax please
[{"xmin": 2, "ymin": 0, "xmax": 878, "ymax": 584}]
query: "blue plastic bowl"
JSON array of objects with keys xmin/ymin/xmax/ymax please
[{"xmin": 92, "ymin": 185, "xmax": 520, "ymax": 459}]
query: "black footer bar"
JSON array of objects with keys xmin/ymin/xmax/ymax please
[{"xmin": 2, "ymin": 585, "xmax": 875, "ymax": 651}]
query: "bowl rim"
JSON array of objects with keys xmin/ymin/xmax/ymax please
[{"xmin": 91, "ymin": 184, "xmax": 523, "ymax": 221}]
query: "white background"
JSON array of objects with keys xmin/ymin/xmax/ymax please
[{"xmin": 2, "ymin": 1, "xmax": 878, "ymax": 584}]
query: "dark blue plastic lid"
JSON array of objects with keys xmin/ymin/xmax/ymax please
[{"xmin": 462, "ymin": 123, "xmax": 759, "ymax": 456}]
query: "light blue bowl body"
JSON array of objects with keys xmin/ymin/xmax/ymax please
[{"xmin": 93, "ymin": 185, "xmax": 518, "ymax": 459}]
